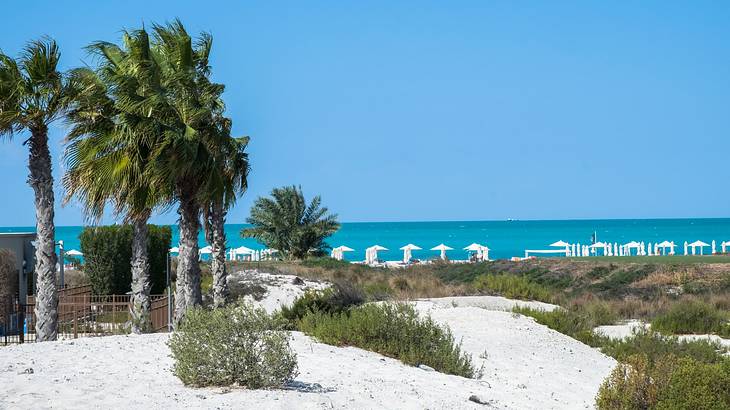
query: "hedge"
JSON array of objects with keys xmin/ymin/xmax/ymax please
[{"xmin": 80, "ymin": 225, "xmax": 171, "ymax": 295}]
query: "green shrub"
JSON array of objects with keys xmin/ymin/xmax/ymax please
[
  {"xmin": 600, "ymin": 329, "xmax": 727, "ymax": 365},
  {"xmin": 279, "ymin": 282, "xmax": 364, "ymax": 328},
  {"xmin": 596, "ymin": 354, "xmax": 730, "ymax": 410},
  {"xmin": 299, "ymin": 303, "xmax": 479, "ymax": 378},
  {"xmin": 515, "ymin": 305, "xmax": 728, "ymax": 364},
  {"xmin": 473, "ymin": 274, "xmax": 554, "ymax": 303},
  {"xmin": 651, "ymin": 300, "xmax": 730, "ymax": 337},
  {"xmin": 80, "ymin": 225, "xmax": 171, "ymax": 295},
  {"xmin": 300, "ymin": 257, "xmax": 352, "ymax": 270},
  {"xmin": 168, "ymin": 302, "xmax": 298, "ymax": 388}
]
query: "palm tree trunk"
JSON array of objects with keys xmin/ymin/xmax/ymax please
[
  {"xmin": 174, "ymin": 185, "xmax": 202, "ymax": 325},
  {"xmin": 28, "ymin": 125, "xmax": 58, "ymax": 342},
  {"xmin": 205, "ymin": 202, "xmax": 229, "ymax": 308},
  {"xmin": 130, "ymin": 211, "xmax": 152, "ymax": 333}
]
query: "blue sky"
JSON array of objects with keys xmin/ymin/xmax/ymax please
[{"xmin": 1, "ymin": 1, "xmax": 729, "ymax": 226}]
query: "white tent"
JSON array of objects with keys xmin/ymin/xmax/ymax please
[
  {"xmin": 400, "ymin": 244, "xmax": 421, "ymax": 264},
  {"xmin": 331, "ymin": 245, "xmax": 355, "ymax": 261},
  {"xmin": 169, "ymin": 247, "xmax": 180, "ymax": 254},
  {"xmin": 688, "ymin": 240, "xmax": 710, "ymax": 255},
  {"xmin": 655, "ymin": 241, "xmax": 675, "ymax": 255},
  {"xmin": 588, "ymin": 242, "xmax": 609, "ymax": 256},
  {"xmin": 430, "ymin": 243, "xmax": 453, "ymax": 260},
  {"xmin": 550, "ymin": 240, "xmax": 571, "ymax": 247},
  {"xmin": 464, "ymin": 243, "xmax": 489, "ymax": 261},
  {"xmin": 366, "ymin": 245, "xmax": 388, "ymax": 264},
  {"xmin": 623, "ymin": 241, "xmax": 641, "ymax": 256}
]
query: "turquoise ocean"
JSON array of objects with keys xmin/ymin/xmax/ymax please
[{"xmin": 2, "ymin": 218, "xmax": 730, "ymax": 261}]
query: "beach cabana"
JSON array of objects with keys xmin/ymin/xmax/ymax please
[
  {"xmin": 430, "ymin": 244, "xmax": 453, "ymax": 260},
  {"xmin": 588, "ymin": 242, "xmax": 609, "ymax": 256},
  {"xmin": 688, "ymin": 240, "xmax": 710, "ymax": 255},
  {"xmin": 331, "ymin": 245, "xmax": 354, "ymax": 261},
  {"xmin": 623, "ymin": 241, "xmax": 641, "ymax": 256},
  {"xmin": 399, "ymin": 244, "xmax": 421, "ymax": 264},
  {"xmin": 656, "ymin": 241, "xmax": 675, "ymax": 256},
  {"xmin": 230, "ymin": 246, "xmax": 255, "ymax": 261},
  {"xmin": 366, "ymin": 245, "xmax": 388, "ymax": 265},
  {"xmin": 464, "ymin": 243, "xmax": 489, "ymax": 261}
]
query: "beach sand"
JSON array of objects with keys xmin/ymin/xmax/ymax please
[{"xmin": 0, "ymin": 273, "xmax": 616, "ymax": 409}]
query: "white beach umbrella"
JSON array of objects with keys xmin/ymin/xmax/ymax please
[
  {"xmin": 332, "ymin": 245, "xmax": 354, "ymax": 261},
  {"xmin": 688, "ymin": 240, "xmax": 710, "ymax": 255},
  {"xmin": 463, "ymin": 243, "xmax": 484, "ymax": 251},
  {"xmin": 65, "ymin": 249, "xmax": 83, "ymax": 256},
  {"xmin": 655, "ymin": 240, "xmax": 673, "ymax": 256},
  {"xmin": 200, "ymin": 245, "xmax": 212, "ymax": 254},
  {"xmin": 169, "ymin": 246, "xmax": 179, "ymax": 254},
  {"xmin": 234, "ymin": 246, "xmax": 255, "ymax": 254},
  {"xmin": 549, "ymin": 240, "xmax": 571, "ymax": 247},
  {"xmin": 400, "ymin": 244, "xmax": 422, "ymax": 264},
  {"xmin": 430, "ymin": 243, "xmax": 454, "ymax": 260},
  {"xmin": 366, "ymin": 245, "xmax": 388, "ymax": 264}
]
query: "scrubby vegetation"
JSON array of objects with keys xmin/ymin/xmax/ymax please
[
  {"xmin": 298, "ymin": 303, "xmax": 480, "ymax": 379},
  {"xmin": 169, "ymin": 302, "xmax": 298, "ymax": 388},
  {"xmin": 279, "ymin": 282, "xmax": 365, "ymax": 327},
  {"xmin": 651, "ymin": 300, "xmax": 730, "ymax": 337},
  {"xmin": 473, "ymin": 274, "xmax": 554, "ymax": 303},
  {"xmin": 596, "ymin": 354, "xmax": 730, "ymax": 410}
]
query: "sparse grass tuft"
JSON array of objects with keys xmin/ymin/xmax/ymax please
[{"xmin": 473, "ymin": 274, "xmax": 554, "ymax": 303}]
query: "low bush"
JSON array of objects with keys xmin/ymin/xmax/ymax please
[
  {"xmin": 279, "ymin": 282, "xmax": 364, "ymax": 328},
  {"xmin": 473, "ymin": 274, "xmax": 554, "ymax": 303},
  {"xmin": 596, "ymin": 354, "xmax": 730, "ymax": 410},
  {"xmin": 300, "ymin": 257, "xmax": 353, "ymax": 270},
  {"xmin": 168, "ymin": 302, "xmax": 298, "ymax": 388},
  {"xmin": 513, "ymin": 308, "xmax": 727, "ymax": 364},
  {"xmin": 651, "ymin": 300, "xmax": 730, "ymax": 337},
  {"xmin": 299, "ymin": 303, "xmax": 479, "ymax": 378},
  {"xmin": 600, "ymin": 329, "xmax": 726, "ymax": 365}
]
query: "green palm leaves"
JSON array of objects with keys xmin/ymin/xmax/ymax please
[{"xmin": 242, "ymin": 186, "xmax": 340, "ymax": 260}]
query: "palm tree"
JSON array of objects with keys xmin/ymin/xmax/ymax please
[
  {"xmin": 149, "ymin": 20, "xmax": 228, "ymax": 323},
  {"xmin": 201, "ymin": 118, "xmax": 250, "ymax": 308},
  {"xmin": 0, "ymin": 38, "xmax": 69, "ymax": 341},
  {"xmin": 64, "ymin": 29, "xmax": 171, "ymax": 333},
  {"xmin": 242, "ymin": 186, "xmax": 340, "ymax": 260}
]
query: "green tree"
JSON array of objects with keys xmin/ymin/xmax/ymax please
[
  {"xmin": 0, "ymin": 38, "xmax": 70, "ymax": 341},
  {"xmin": 63, "ymin": 29, "xmax": 171, "ymax": 333},
  {"xmin": 242, "ymin": 186, "xmax": 339, "ymax": 260},
  {"xmin": 201, "ymin": 121, "xmax": 250, "ymax": 308},
  {"xmin": 147, "ymin": 20, "xmax": 230, "ymax": 324}
]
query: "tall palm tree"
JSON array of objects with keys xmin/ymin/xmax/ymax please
[
  {"xmin": 64, "ymin": 29, "xmax": 171, "ymax": 333},
  {"xmin": 149, "ymin": 20, "xmax": 228, "ymax": 323},
  {"xmin": 242, "ymin": 186, "xmax": 340, "ymax": 260},
  {"xmin": 0, "ymin": 38, "xmax": 68, "ymax": 341},
  {"xmin": 201, "ymin": 118, "xmax": 250, "ymax": 308}
]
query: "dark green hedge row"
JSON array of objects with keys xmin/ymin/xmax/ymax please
[{"xmin": 79, "ymin": 225, "xmax": 171, "ymax": 295}]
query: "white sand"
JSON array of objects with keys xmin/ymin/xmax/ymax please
[
  {"xmin": 594, "ymin": 321, "xmax": 730, "ymax": 349},
  {"xmin": 229, "ymin": 270, "xmax": 329, "ymax": 313},
  {"xmin": 0, "ymin": 274, "xmax": 617, "ymax": 409},
  {"xmin": 420, "ymin": 295, "xmax": 560, "ymax": 312}
]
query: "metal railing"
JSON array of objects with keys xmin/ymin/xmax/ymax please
[{"xmin": 2, "ymin": 285, "xmax": 171, "ymax": 345}]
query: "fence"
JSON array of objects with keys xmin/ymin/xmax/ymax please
[{"xmin": 2, "ymin": 285, "xmax": 171, "ymax": 345}]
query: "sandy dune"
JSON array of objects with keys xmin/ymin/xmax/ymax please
[{"xmin": 0, "ymin": 274, "xmax": 616, "ymax": 409}]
